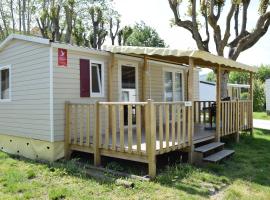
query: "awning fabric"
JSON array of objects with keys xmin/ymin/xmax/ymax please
[{"xmin": 103, "ymin": 45, "xmax": 257, "ymax": 73}]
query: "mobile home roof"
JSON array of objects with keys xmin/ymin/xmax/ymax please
[
  {"xmin": 0, "ymin": 34, "xmax": 257, "ymax": 73},
  {"xmin": 103, "ymin": 45, "xmax": 257, "ymax": 73}
]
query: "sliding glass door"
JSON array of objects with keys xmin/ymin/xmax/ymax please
[{"xmin": 164, "ymin": 70, "xmax": 184, "ymax": 102}]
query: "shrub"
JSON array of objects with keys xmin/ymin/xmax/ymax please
[
  {"xmin": 240, "ymin": 92, "xmax": 249, "ymax": 100},
  {"xmin": 253, "ymin": 80, "xmax": 266, "ymax": 112}
]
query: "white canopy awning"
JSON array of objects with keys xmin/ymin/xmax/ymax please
[{"xmin": 103, "ymin": 45, "xmax": 257, "ymax": 73}]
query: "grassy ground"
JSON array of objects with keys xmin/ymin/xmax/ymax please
[
  {"xmin": 253, "ymin": 112, "xmax": 270, "ymax": 120},
  {"xmin": 1, "ymin": 129, "xmax": 270, "ymax": 200}
]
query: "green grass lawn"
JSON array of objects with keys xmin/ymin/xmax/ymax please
[
  {"xmin": 253, "ymin": 112, "xmax": 270, "ymax": 120},
  {"xmin": 1, "ymin": 129, "xmax": 270, "ymax": 200}
]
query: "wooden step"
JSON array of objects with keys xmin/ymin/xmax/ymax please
[
  {"xmin": 195, "ymin": 142, "xmax": 224, "ymax": 153},
  {"xmin": 203, "ymin": 150, "xmax": 234, "ymax": 163}
]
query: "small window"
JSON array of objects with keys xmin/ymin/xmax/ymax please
[
  {"xmin": 164, "ymin": 71, "xmax": 173, "ymax": 101},
  {"xmin": 175, "ymin": 72, "xmax": 183, "ymax": 101},
  {"xmin": 91, "ymin": 62, "xmax": 104, "ymax": 97},
  {"xmin": 0, "ymin": 66, "xmax": 11, "ymax": 101}
]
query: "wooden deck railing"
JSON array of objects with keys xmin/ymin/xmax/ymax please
[
  {"xmin": 193, "ymin": 100, "xmax": 253, "ymax": 138},
  {"xmin": 220, "ymin": 101, "xmax": 238, "ymax": 136},
  {"xmin": 65, "ymin": 100, "xmax": 193, "ymax": 176},
  {"xmin": 153, "ymin": 101, "xmax": 192, "ymax": 154},
  {"xmin": 66, "ymin": 103, "xmax": 96, "ymax": 147},
  {"xmin": 220, "ymin": 100, "xmax": 253, "ymax": 136},
  {"xmin": 194, "ymin": 101, "xmax": 215, "ymax": 123},
  {"xmin": 98, "ymin": 102, "xmax": 147, "ymax": 154}
]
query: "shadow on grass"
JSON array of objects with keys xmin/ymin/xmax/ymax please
[
  {"xmin": 1, "ymin": 129, "xmax": 270, "ymax": 198},
  {"xmin": 156, "ymin": 129, "xmax": 270, "ymax": 197}
]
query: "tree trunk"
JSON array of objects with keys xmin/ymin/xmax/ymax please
[
  {"xmin": 220, "ymin": 71, "xmax": 229, "ymax": 99},
  {"xmin": 0, "ymin": 3, "xmax": 9, "ymax": 36},
  {"xmin": 64, "ymin": 3, "xmax": 74, "ymax": 43},
  {"xmin": 10, "ymin": 0, "xmax": 16, "ymax": 33},
  {"xmin": 18, "ymin": 0, "xmax": 22, "ymax": 33},
  {"xmin": 22, "ymin": 0, "xmax": 26, "ymax": 34},
  {"xmin": 27, "ymin": 0, "xmax": 31, "ymax": 34}
]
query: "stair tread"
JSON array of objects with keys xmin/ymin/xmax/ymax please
[
  {"xmin": 195, "ymin": 142, "xmax": 224, "ymax": 153},
  {"xmin": 203, "ymin": 149, "xmax": 235, "ymax": 163}
]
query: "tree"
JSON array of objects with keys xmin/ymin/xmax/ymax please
[
  {"xmin": 125, "ymin": 22, "xmax": 166, "ymax": 47},
  {"xmin": 168, "ymin": 0, "xmax": 270, "ymax": 98},
  {"xmin": 64, "ymin": 0, "xmax": 76, "ymax": 43},
  {"xmin": 89, "ymin": 6, "xmax": 107, "ymax": 49},
  {"xmin": 0, "ymin": 0, "xmax": 119, "ymax": 48},
  {"xmin": 229, "ymin": 71, "xmax": 249, "ymax": 84},
  {"xmin": 118, "ymin": 25, "xmax": 133, "ymax": 46},
  {"xmin": 254, "ymin": 64, "xmax": 270, "ymax": 82},
  {"xmin": 253, "ymin": 79, "xmax": 266, "ymax": 111},
  {"xmin": 206, "ymin": 64, "xmax": 270, "ymax": 111},
  {"xmin": 206, "ymin": 71, "xmax": 216, "ymax": 82},
  {"xmin": 228, "ymin": 64, "xmax": 270, "ymax": 84},
  {"xmin": 109, "ymin": 17, "xmax": 120, "ymax": 45}
]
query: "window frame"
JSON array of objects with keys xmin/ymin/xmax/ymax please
[
  {"xmin": 0, "ymin": 65, "xmax": 11, "ymax": 102},
  {"xmin": 118, "ymin": 61, "xmax": 139, "ymax": 102},
  {"xmin": 90, "ymin": 61, "xmax": 104, "ymax": 98},
  {"xmin": 163, "ymin": 67, "xmax": 185, "ymax": 102}
]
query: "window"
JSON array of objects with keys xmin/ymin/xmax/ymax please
[
  {"xmin": 164, "ymin": 70, "xmax": 184, "ymax": 102},
  {"xmin": 121, "ymin": 65, "xmax": 136, "ymax": 89},
  {"xmin": 90, "ymin": 62, "xmax": 104, "ymax": 97},
  {"xmin": 0, "ymin": 66, "xmax": 11, "ymax": 101},
  {"xmin": 164, "ymin": 71, "xmax": 173, "ymax": 101},
  {"xmin": 175, "ymin": 72, "xmax": 183, "ymax": 101},
  {"xmin": 91, "ymin": 63, "xmax": 103, "ymax": 95},
  {"xmin": 80, "ymin": 59, "xmax": 104, "ymax": 98}
]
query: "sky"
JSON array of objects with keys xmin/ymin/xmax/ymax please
[{"xmin": 112, "ymin": 0, "xmax": 270, "ymax": 74}]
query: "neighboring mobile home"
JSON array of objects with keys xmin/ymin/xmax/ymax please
[
  {"xmin": 199, "ymin": 80, "xmax": 250, "ymax": 101},
  {"xmin": 0, "ymin": 34, "xmax": 257, "ymax": 178}
]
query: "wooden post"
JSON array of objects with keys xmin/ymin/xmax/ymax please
[
  {"xmin": 216, "ymin": 66, "xmax": 221, "ymax": 142},
  {"xmin": 94, "ymin": 101, "xmax": 101, "ymax": 166},
  {"xmin": 142, "ymin": 56, "xmax": 148, "ymax": 101},
  {"xmin": 236, "ymin": 99, "xmax": 240, "ymax": 142},
  {"xmin": 64, "ymin": 101, "xmax": 71, "ymax": 159},
  {"xmin": 146, "ymin": 99, "xmax": 156, "ymax": 179},
  {"xmin": 108, "ymin": 53, "xmax": 114, "ymax": 102},
  {"xmin": 141, "ymin": 56, "xmax": 148, "ymax": 128},
  {"xmin": 188, "ymin": 58, "xmax": 195, "ymax": 163},
  {"xmin": 249, "ymin": 72, "xmax": 254, "ymax": 136},
  {"xmin": 108, "ymin": 53, "xmax": 115, "ymax": 132}
]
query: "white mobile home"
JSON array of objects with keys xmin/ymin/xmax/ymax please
[
  {"xmin": 0, "ymin": 34, "xmax": 256, "ymax": 177},
  {"xmin": 0, "ymin": 34, "xmax": 201, "ymax": 161}
]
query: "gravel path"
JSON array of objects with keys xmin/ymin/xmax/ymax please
[{"xmin": 253, "ymin": 119, "xmax": 270, "ymax": 131}]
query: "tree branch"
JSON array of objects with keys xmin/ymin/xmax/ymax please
[
  {"xmin": 202, "ymin": 9, "xmax": 210, "ymax": 49},
  {"xmin": 168, "ymin": 0, "xmax": 209, "ymax": 51},
  {"xmin": 229, "ymin": 0, "xmax": 250, "ymax": 48},
  {"xmin": 230, "ymin": 11, "xmax": 270, "ymax": 60},
  {"xmin": 234, "ymin": 4, "xmax": 239, "ymax": 37},
  {"xmin": 208, "ymin": 0, "xmax": 222, "ymax": 54},
  {"xmin": 219, "ymin": 3, "xmax": 236, "ymax": 56}
]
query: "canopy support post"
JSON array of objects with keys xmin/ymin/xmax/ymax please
[
  {"xmin": 188, "ymin": 58, "xmax": 194, "ymax": 164},
  {"xmin": 142, "ymin": 56, "xmax": 148, "ymax": 101},
  {"xmin": 216, "ymin": 65, "xmax": 221, "ymax": 142},
  {"xmin": 108, "ymin": 53, "xmax": 115, "ymax": 132},
  {"xmin": 249, "ymin": 72, "xmax": 253, "ymax": 136}
]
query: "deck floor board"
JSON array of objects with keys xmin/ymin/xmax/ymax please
[{"xmin": 71, "ymin": 123, "xmax": 215, "ymax": 153}]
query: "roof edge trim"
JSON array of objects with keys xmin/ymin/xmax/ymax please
[{"xmin": 0, "ymin": 34, "xmax": 50, "ymax": 51}]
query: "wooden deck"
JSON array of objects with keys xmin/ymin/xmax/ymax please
[
  {"xmin": 71, "ymin": 123, "xmax": 215, "ymax": 154},
  {"xmin": 65, "ymin": 100, "xmax": 252, "ymax": 178}
]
